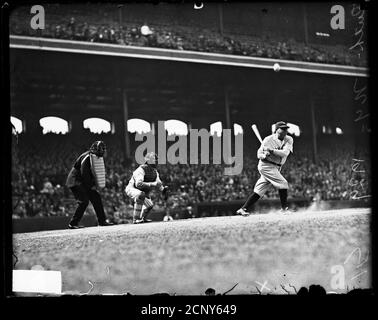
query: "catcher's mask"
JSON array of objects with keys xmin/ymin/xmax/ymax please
[
  {"xmin": 90, "ymin": 141, "xmax": 106, "ymax": 157},
  {"xmin": 144, "ymin": 152, "xmax": 158, "ymax": 168}
]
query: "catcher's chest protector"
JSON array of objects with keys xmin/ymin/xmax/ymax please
[
  {"xmin": 141, "ymin": 164, "xmax": 157, "ymax": 182},
  {"xmin": 90, "ymin": 154, "xmax": 106, "ymax": 188}
]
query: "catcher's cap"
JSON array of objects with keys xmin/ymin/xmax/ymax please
[
  {"xmin": 144, "ymin": 151, "xmax": 158, "ymax": 164},
  {"xmin": 274, "ymin": 121, "xmax": 290, "ymax": 131}
]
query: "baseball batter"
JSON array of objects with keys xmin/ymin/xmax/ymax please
[
  {"xmin": 237, "ymin": 121, "xmax": 294, "ymax": 215},
  {"xmin": 125, "ymin": 152, "xmax": 168, "ymax": 223}
]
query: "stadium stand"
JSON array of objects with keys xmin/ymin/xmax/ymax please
[
  {"xmin": 9, "ymin": 3, "xmax": 366, "ymax": 66},
  {"xmin": 11, "ymin": 131, "xmax": 371, "ymax": 223}
]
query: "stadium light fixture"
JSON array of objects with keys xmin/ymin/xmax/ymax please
[
  {"xmin": 287, "ymin": 123, "xmax": 300, "ymax": 137},
  {"xmin": 210, "ymin": 121, "xmax": 222, "ymax": 137},
  {"xmin": 164, "ymin": 119, "xmax": 188, "ymax": 136},
  {"xmin": 127, "ymin": 118, "xmax": 151, "ymax": 134},
  {"xmin": 234, "ymin": 123, "xmax": 243, "ymax": 135},
  {"xmin": 322, "ymin": 125, "xmax": 333, "ymax": 134},
  {"xmin": 194, "ymin": 2, "xmax": 204, "ymax": 9},
  {"xmin": 11, "ymin": 116, "xmax": 23, "ymax": 134},
  {"xmin": 39, "ymin": 116, "xmax": 69, "ymax": 135},
  {"xmin": 83, "ymin": 118, "xmax": 111, "ymax": 134}
]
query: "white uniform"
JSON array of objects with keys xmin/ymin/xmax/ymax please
[
  {"xmin": 125, "ymin": 165, "xmax": 162, "ymax": 209},
  {"xmin": 253, "ymin": 133, "xmax": 293, "ymax": 197}
]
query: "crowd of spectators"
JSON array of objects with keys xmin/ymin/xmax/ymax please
[
  {"xmin": 11, "ymin": 132, "xmax": 371, "ymax": 222},
  {"xmin": 10, "ymin": 10, "xmax": 365, "ymax": 66}
]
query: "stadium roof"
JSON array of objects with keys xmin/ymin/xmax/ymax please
[{"xmin": 10, "ymin": 36, "xmax": 368, "ymax": 131}]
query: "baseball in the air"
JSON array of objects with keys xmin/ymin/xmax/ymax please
[{"xmin": 273, "ymin": 63, "xmax": 280, "ymax": 72}]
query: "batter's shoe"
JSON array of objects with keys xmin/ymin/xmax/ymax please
[
  {"xmin": 68, "ymin": 224, "xmax": 85, "ymax": 229},
  {"xmin": 236, "ymin": 208, "xmax": 250, "ymax": 216},
  {"xmin": 280, "ymin": 207, "xmax": 295, "ymax": 214}
]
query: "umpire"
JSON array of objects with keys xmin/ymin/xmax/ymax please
[{"xmin": 66, "ymin": 141, "xmax": 113, "ymax": 229}]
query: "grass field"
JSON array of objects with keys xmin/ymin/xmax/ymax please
[{"xmin": 13, "ymin": 208, "xmax": 371, "ymax": 295}]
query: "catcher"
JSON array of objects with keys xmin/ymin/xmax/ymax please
[
  {"xmin": 237, "ymin": 121, "xmax": 294, "ymax": 215},
  {"xmin": 125, "ymin": 152, "xmax": 168, "ymax": 224}
]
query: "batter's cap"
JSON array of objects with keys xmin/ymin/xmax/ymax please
[{"xmin": 274, "ymin": 121, "xmax": 290, "ymax": 131}]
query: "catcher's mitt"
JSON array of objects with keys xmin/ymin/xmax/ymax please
[{"xmin": 162, "ymin": 186, "xmax": 169, "ymax": 200}]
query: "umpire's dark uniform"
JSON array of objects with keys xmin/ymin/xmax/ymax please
[{"xmin": 66, "ymin": 149, "xmax": 107, "ymax": 227}]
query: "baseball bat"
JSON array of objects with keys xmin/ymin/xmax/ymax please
[{"xmin": 251, "ymin": 124, "xmax": 263, "ymax": 143}]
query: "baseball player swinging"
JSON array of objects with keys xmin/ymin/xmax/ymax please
[
  {"xmin": 237, "ymin": 121, "xmax": 294, "ymax": 216},
  {"xmin": 125, "ymin": 152, "xmax": 168, "ymax": 224}
]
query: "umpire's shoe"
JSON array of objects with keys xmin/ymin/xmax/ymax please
[
  {"xmin": 68, "ymin": 224, "xmax": 85, "ymax": 229},
  {"xmin": 236, "ymin": 208, "xmax": 250, "ymax": 216}
]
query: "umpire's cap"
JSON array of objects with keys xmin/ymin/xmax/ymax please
[
  {"xmin": 89, "ymin": 141, "xmax": 106, "ymax": 157},
  {"xmin": 274, "ymin": 121, "xmax": 290, "ymax": 131}
]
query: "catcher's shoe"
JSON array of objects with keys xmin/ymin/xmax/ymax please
[
  {"xmin": 134, "ymin": 217, "xmax": 152, "ymax": 224},
  {"xmin": 236, "ymin": 208, "xmax": 250, "ymax": 216}
]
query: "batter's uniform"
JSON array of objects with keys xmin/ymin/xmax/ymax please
[
  {"xmin": 253, "ymin": 133, "xmax": 293, "ymax": 197},
  {"xmin": 125, "ymin": 164, "xmax": 162, "ymax": 210}
]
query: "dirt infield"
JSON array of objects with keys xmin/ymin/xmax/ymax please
[{"xmin": 13, "ymin": 208, "xmax": 371, "ymax": 295}]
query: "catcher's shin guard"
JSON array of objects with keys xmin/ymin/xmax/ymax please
[
  {"xmin": 133, "ymin": 202, "xmax": 143, "ymax": 221},
  {"xmin": 140, "ymin": 197, "xmax": 154, "ymax": 219}
]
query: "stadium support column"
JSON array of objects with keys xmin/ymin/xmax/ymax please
[
  {"xmin": 118, "ymin": 4, "xmax": 123, "ymax": 25},
  {"xmin": 123, "ymin": 89, "xmax": 131, "ymax": 159},
  {"xmin": 310, "ymin": 94, "xmax": 318, "ymax": 164},
  {"xmin": 224, "ymin": 87, "xmax": 233, "ymax": 163},
  {"xmin": 69, "ymin": 117, "xmax": 84, "ymax": 135},
  {"xmin": 302, "ymin": 4, "xmax": 309, "ymax": 45},
  {"xmin": 218, "ymin": 4, "xmax": 224, "ymax": 36},
  {"xmin": 224, "ymin": 87, "xmax": 231, "ymax": 131}
]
